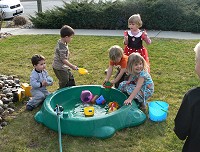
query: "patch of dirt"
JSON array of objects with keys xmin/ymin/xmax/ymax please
[{"xmin": 27, "ymin": 140, "xmax": 40, "ymax": 149}]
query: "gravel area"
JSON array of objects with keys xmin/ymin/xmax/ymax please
[{"xmin": 0, "ymin": 74, "xmax": 23, "ymax": 130}]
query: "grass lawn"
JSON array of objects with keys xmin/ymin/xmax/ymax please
[{"xmin": 0, "ymin": 34, "xmax": 199, "ymax": 152}]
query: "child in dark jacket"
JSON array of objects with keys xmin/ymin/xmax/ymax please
[{"xmin": 174, "ymin": 42, "xmax": 200, "ymax": 152}]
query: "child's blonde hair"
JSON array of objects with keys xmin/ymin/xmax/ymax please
[
  {"xmin": 194, "ymin": 42, "xmax": 200, "ymax": 61},
  {"xmin": 108, "ymin": 45, "xmax": 123, "ymax": 62},
  {"xmin": 127, "ymin": 52, "xmax": 148, "ymax": 74},
  {"xmin": 128, "ymin": 14, "xmax": 143, "ymax": 28}
]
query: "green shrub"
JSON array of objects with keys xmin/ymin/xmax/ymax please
[{"xmin": 30, "ymin": 0, "xmax": 200, "ymax": 32}]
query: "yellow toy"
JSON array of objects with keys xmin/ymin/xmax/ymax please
[
  {"xmin": 78, "ymin": 68, "xmax": 88, "ymax": 75},
  {"xmin": 108, "ymin": 102, "xmax": 119, "ymax": 113},
  {"xmin": 21, "ymin": 83, "xmax": 32, "ymax": 97},
  {"xmin": 84, "ymin": 106, "xmax": 94, "ymax": 117},
  {"xmin": 108, "ymin": 102, "xmax": 119, "ymax": 109}
]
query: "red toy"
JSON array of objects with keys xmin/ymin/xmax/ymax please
[
  {"xmin": 108, "ymin": 102, "xmax": 119, "ymax": 113},
  {"xmin": 124, "ymin": 31, "xmax": 128, "ymax": 36}
]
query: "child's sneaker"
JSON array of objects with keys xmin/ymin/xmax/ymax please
[
  {"xmin": 140, "ymin": 103, "xmax": 147, "ymax": 114},
  {"xmin": 140, "ymin": 106, "xmax": 147, "ymax": 113},
  {"xmin": 104, "ymin": 69, "xmax": 108, "ymax": 74},
  {"xmin": 26, "ymin": 105, "xmax": 34, "ymax": 111}
]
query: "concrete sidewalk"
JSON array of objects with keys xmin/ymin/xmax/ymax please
[{"xmin": 1, "ymin": 28, "xmax": 200, "ymax": 39}]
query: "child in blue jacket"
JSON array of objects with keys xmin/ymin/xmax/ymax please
[{"xmin": 26, "ymin": 54, "xmax": 53, "ymax": 111}]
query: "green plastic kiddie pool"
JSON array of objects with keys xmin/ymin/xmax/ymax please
[{"xmin": 34, "ymin": 85, "xmax": 146, "ymax": 139}]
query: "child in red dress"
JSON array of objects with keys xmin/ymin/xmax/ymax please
[{"xmin": 124, "ymin": 14, "xmax": 151, "ymax": 72}]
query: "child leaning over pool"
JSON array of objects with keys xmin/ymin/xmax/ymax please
[
  {"xmin": 118, "ymin": 52, "xmax": 154, "ymax": 111},
  {"xmin": 26, "ymin": 54, "xmax": 53, "ymax": 111},
  {"xmin": 104, "ymin": 45, "xmax": 128, "ymax": 88}
]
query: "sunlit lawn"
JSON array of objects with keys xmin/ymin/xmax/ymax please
[{"xmin": 0, "ymin": 35, "xmax": 199, "ymax": 152}]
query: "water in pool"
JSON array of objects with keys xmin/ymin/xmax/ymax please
[{"xmin": 61, "ymin": 99, "xmax": 111, "ymax": 118}]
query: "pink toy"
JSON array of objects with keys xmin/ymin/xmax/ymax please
[{"xmin": 80, "ymin": 90, "xmax": 93, "ymax": 103}]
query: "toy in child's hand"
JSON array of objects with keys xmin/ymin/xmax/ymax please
[
  {"xmin": 78, "ymin": 68, "xmax": 88, "ymax": 75},
  {"xmin": 47, "ymin": 76, "xmax": 53, "ymax": 85},
  {"xmin": 108, "ymin": 102, "xmax": 119, "ymax": 113},
  {"xmin": 124, "ymin": 31, "xmax": 128, "ymax": 36},
  {"xmin": 141, "ymin": 29, "xmax": 147, "ymax": 40},
  {"xmin": 103, "ymin": 81, "xmax": 113, "ymax": 89}
]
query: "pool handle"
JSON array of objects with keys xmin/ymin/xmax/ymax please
[{"xmin": 155, "ymin": 102, "xmax": 168, "ymax": 113}]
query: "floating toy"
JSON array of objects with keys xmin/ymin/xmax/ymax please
[
  {"xmin": 78, "ymin": 68, "xmax": 88, "ymax": 75},
  {"xmin": 108, "ymin": 103, "xmax": 117, "ymax": 113},
  {"xmin": 91, "ymin": 95, "xmax": 99, "ymax": 104},
  {"xmin": 84, "ymin": 106, "xmax": 94, "ymax": 117},
  {"xmin": 80, "ymin": 90, "xmax": 93, "ymax": 103},
  {"xmin": 108, "ymin": 101, "xmax": 119, "ymax": 109},
  {"xmin": 108, "ymin": 102, "xmax": 119, "ymax": 113},
  {"xmin": 96, "ymin": 95, "xmax": 106, "ymax": 105}
]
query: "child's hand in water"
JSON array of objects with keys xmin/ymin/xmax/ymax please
[{"xmin": 124, "ymin": 98, "xmax": 132, "ymax": 105}]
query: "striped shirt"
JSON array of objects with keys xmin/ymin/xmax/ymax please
[{"xmin": 52, "ymin": 39, "xmax": 70, "ymax": 71}]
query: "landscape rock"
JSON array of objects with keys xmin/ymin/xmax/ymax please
[{"xmin": 0, "ymin": 74, "xmax": 23, "ymax": 129}]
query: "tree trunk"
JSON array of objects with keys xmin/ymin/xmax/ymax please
[
  {"xmin": 0, "ymin": 9, "xmax": 4, "ymax": 32},
  {"xmin": 37, "ymin": 0, "xmax": 42, "ymax": 13}
]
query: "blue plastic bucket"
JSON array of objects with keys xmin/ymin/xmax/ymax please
[
  {"xmin": 96, "ymin": 95, "xmax": 106, "ymax": 105},
  {"xmin": 148, "ymin": 101, "xmax": 169, "ymax": 122}
]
